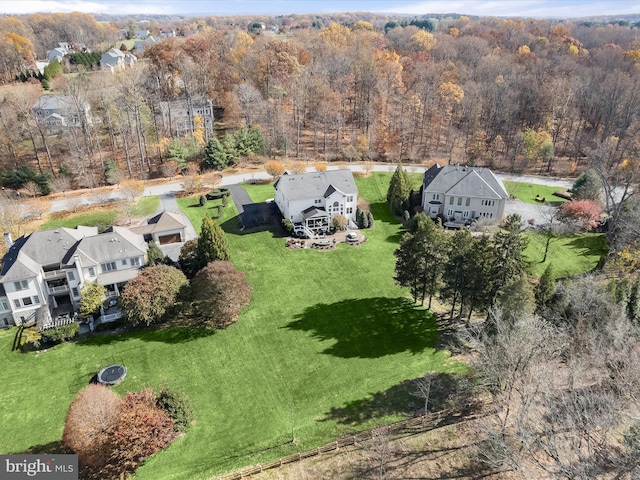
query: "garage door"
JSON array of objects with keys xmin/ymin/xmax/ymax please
[{"xmin": 158, "ymin": 233, "xmax": 181, "ymax": 245}]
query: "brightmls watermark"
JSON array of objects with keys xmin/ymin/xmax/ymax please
[{"xmin": 0, "ymin": 455, "xmax": 77, "ymax": 479}]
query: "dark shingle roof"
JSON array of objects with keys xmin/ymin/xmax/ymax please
[
  {"xmin": 274, "ymin": 170, "xmax": 357, "ymax": 201},
  {"xmin": 423, "ymin": 165, "xmax": 508, "ymax": 199}
]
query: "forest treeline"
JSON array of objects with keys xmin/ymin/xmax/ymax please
[{"xmin": 0, "ymin": 12, "xmax": 640, "ymax": 188}]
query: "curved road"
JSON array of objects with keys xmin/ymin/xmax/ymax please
[{"xmin": 41, "ymin": 165, "xmax": 585, "ymax": 234}]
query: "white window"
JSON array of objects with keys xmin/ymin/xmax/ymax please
[
  {"xmin": 457, "ymin": 197, "xmax": 462, "ymax": 206},
  {"xmin": 466, "ymin": 198, "xmax": 470, "ymax": 207},
  {"xmin": 101, "ymin": 262, "xmax": 117, "ymax": 272},
  {"xmin": 88, "ymin": 267, "xmax": 96, "ymax": 276},
  {"xmin": 447, "ymin": 209, "xmax": 453, "ymax": 216},
  {"xmin": 449, "ymin": 197, "xmax": 454, "ymax": 205},
  {"xmin": 432, "ymin": 193, "xmax": 439, "ymax": 200},
  {"xmin": 131, "ymin": 257, "xmax": 141, "ymax": 266},
  {"xmin": 346, "ymin": 207, "xmax": 353, "ymax": 214},
  {"xmin": 0, "ymin": 300, "xmax": 8, "ymax": 311},
  {"xmin": 14, "ymin": 280, "xmax": 28, "ymax": 291},
  {"xmin": 72, "ymin": 288, "xmax": 79, "ymax": 297},
  {"xmin": 68, "ymin": 271, "xmax": 75, "ymax": 281},
  {"xmin": 122, "ymin": 259, "xmax": 128, "ymax": 266},
  {"xmin": 314, "ymin": 199, "xmax": 321, "ymax": 204},
  {"xmin": 13, "ymin": 299, "xmax": 20, "ymax": 308},
  {"xmin": 33, "ymin": 296, "xmax": 40, "ymax": 304},
  {"xmin": 346, "ymin": 195, "xmax": 354, "ymax": 202},
  {"xmin": 463, "ymin": 211, "xmax": 469, "ymax": 218},
  {"xmin": 22, "ymin": 297, "xmax": 33, "ymax": 306}
]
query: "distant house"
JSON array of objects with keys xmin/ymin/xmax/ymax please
[
  {"xmin": 134, "ymin": 29, "xmax": 150, "ymax": 39},
  {"xmin": 0, "ymin": 227, "xmax": 147, "ymax": 328},
  {"xmin": 31, "ymin": 95, "xmax": 91, "ymax": 130},
  {"xmin": 46, "ymin": 47, "xmax": 67, "ymax": 63},
  {"xmin": 100, "ymin": 48, "xmax": 137, "ymax": 73},
  {"xmin": 160, "ymin": 30, "xmax": 176, "ymax": 38},
  {"xmin": 158, "ymin": 97, "xmax": 214, "ymax": 138},
  {"xmin": 129, "ymin": 211, "xmax": 186, "ymax": 245},
  {"xmin": 274, "ymin": 170, "xmax": 359, "ymax": 233},
  {"xmin": 421, "ymin": 164, "xmax": 508, "ymax": 225},
  {"xmin": 134, "ymin": 36, "xmax": 160, "ymax": 55}
]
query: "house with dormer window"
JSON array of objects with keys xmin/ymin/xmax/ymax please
[
  {"xmin": 274, "ymin": 170, "xmax": 358, "ymax": 233},
  {"xmin": 421, "ymin": 164, "xmax": 508, "ymax": 225},
  {"xmin": 0, "ymin": 226, "xmax": 147, "ymax": 328}
]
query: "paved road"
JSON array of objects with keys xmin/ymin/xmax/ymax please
[{"xmin": 43, "ymin": 166, "xmax": 581, "ymax": 232}]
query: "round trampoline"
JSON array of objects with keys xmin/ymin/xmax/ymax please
[{"xmin": 97, "ymin": 364, "xmax": 127, "ymax": 386}]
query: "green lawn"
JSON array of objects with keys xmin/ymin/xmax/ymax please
[
  {"xmin": 0, "ymin": 174, "xmax": 460, "ymax": 479},
  {"xmin": 504, "ymin": 181, "xmax": 569, "ymax": 205},
  {"xmin": 524, "ymin": 232, "xmax": 608, "ymax": 278},
  {"xmin": 41, "ymin": 196, "xmax": 160, "ymax": 231}
]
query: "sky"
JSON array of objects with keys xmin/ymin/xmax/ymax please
[{"xmin": 0, "ymin": 0, "xmax": 638, "ymax": 18}]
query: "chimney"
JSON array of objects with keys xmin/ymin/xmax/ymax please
[
  {"xmin": 3, "ymin": 231, "xmax": 12, "ymax": 249},
  {"xmin": 74, "ymin": 253, "xmax": 85, "ymax": 287}
]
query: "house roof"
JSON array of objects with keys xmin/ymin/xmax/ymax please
[
  {"xmin": 423, "ymin": 165, "xmax": 508, "ymax": 199},
  {"xmin": 103, "ymin": 48, "xmax": 125, "ymax": 58},
  {"xmin": 1, "ymin": 228, "xmax": 87, "ymax": 276},
  {"xmin": 32, "ymin": 95, "xmax": 84, "ymax": 112},
  {"xmin": 0, "ymin": 225, "xmax": 147, "ymax": 283},
  {"xmin": 129, "ymin": 211, "xmax": 185, "ymax": 236},
  {"xmin": 302, "ymin": 207, "xmax": 329, "ymax": 220},
  {"xmin": 77, "ymin": 227, "xmax": 146, "ymax": 266},
  {"xmin": 274, "ymin": 170, "xmax": 358, "ymax": 202}
]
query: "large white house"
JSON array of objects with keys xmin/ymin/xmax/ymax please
[
  {"xmin": 421, "ymin": 164, "xmax": 508, "ymax": 225},
  {"xmin": 31, "ymin": 95, "xmax": 91, "ymax": 130},
  {"xmin": 100, "ymin": 48, "xmax": 137, "ymax": 73},
  {"xmin": 274, "ymin": 170, "xmax": 359, "ymax": 232},
  {"xmin": 0, "ymin": 226, "xmax": 147, "ymax": 328}
]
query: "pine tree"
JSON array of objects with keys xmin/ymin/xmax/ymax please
[
  {"xmin": 628, "ymin": 278, "xmax": 640, "ymax": 323},
  {"xmin": 463, "ymin": 234, "xmax": 493, "ymax": 322},
  {"xmin": 488, "ymin": 214, "xmax": 528, "ymax": 307},
  {"xmin": 196, "ymin": 217, "xmax": 230, "ymax": 270},
  {"xmin": 146, "ymin": 241, "xmax": 166, "ymax": 266},
  {"xmin": 394, "ymin": 231, "xmax": 421, "ymax": 303},
  {"xmin": 367, "ymin": 211, "xmax": 374, "ymax": 228},
  {"xmin": 202, "ymin": 137, "xmax": 230, "ymax": 170},
  {"xmin": 535, "ymin": 263, "xmax": 556, "ymax": 311},
  {"xmin": 442, "ymin": 227, "xmax": 474, "ymax": 319},
  {"xmin": 387, "ymin": 163, "xmax": 411, "ymax": 216}
]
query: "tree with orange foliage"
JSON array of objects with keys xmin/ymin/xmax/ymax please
[
  {"xmin": 265, "ymin": 160, "xmax": 285, "ymax": 180},
  {"xmin": 62, "ymin": 384, "xmax": 122, "ymax": 468}
]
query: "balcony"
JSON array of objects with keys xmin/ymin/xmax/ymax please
[
  {"xmin": 43, "ymin": 270, "xmax": 66, "ymax": 280},
  {"xmin": 48, "ymin": 284, "xmax": 70, "ymax": 295}
]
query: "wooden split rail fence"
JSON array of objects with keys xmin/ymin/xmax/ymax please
[{"xmin": 215, "ymin": 408, "xmax": 459, "ymax": 480}]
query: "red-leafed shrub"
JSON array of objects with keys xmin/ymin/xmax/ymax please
[
  {"xmin": 109, "ymin": 389, "xmax": 177, "ymax": 474},
  {"xmin": 556, "ymin": 200, "xmax": 604, "ymax": 231}
]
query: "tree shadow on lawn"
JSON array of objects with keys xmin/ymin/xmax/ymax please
[
  {"xmin": 12, "ymin": 440, "xmax": 69, "ymax": 455},
  {"xmin": 321, "ymin": 372, "xmax": 470, "ymax": 426},
  {"xmin": 285, "ymin": 297, "xmax": 437, "ymax": 358},
  {"xmin": 566, "ymin": 234, "xmax": 608, "ymax": 258},
  {"xmin": 76, "ymin": 326, "xmax": 215, "ymax": 348}
]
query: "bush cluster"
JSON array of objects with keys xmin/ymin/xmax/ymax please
[{"xmin": 40, "ymin": 322, "xmax": 79, "ymax": 344}]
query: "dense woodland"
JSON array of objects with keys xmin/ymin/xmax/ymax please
[{"xmin": 0, "ymin": 13, "xmax": 640, "ymax": 187}]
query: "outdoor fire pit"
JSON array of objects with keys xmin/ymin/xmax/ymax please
[{"xmin": 96, "ymin": 364, "xmax": 127, "ymax": 386}]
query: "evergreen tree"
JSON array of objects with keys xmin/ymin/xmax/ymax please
[
  {"xmin": 488, "ymin": 214, "xmax": 528, "ymax": 308},
  {"xmin": 196, "ymin": 217, "xmax": 230, "ymax": 271},
  {"xmin": 178, "ymin": 239, "xmax": 199, "ymax": 279},
  {"xmin": 146, "ymin": 241, "xmax": 166, "ymax": 266},
  {"xmin": 442, "ymin": 227, "xmax": 474, "ymax": 319},
  {"xmin": 394, "ymin": 213, "xmax": 450, "ymax": 308},
  {"xmin": 535, "ymin": 263, "xmax": 556, "ymax": 311},
  {"xmin": 361, "ymin": 211, "xmax": 370, "ymax": 229},
  {"xmin": 571, "ymin": 169, "xmax": 602, "ymax": 201},
  {"xmin": 628, "ymin": 278, "xmax": 640, "ymax": 324},
  {"xmin": 463, "ymin": 234, "xmax": 493, "ymax": 321},
  {"xmin": 387, "ymin": 163, "xmax": 411, "ymax": 216},
  {"xmin": 202, "ymin": 137, "xmax": 230, "ymax": 171},
  {"xmin": 497, "ymin": 274, "xmax": 535, "ymax": 321},
  {"xmin": 367, "ymin": 211, "xmax": 374, "ymax": 228}
]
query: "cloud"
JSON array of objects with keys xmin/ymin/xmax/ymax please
[
  {"xmin": 374, "ymin": 0, "xmax": 640, "ymax": 18},
  {"xmin": 0, "ymin": 0, "xmax": 178, "ymax": 15}
]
